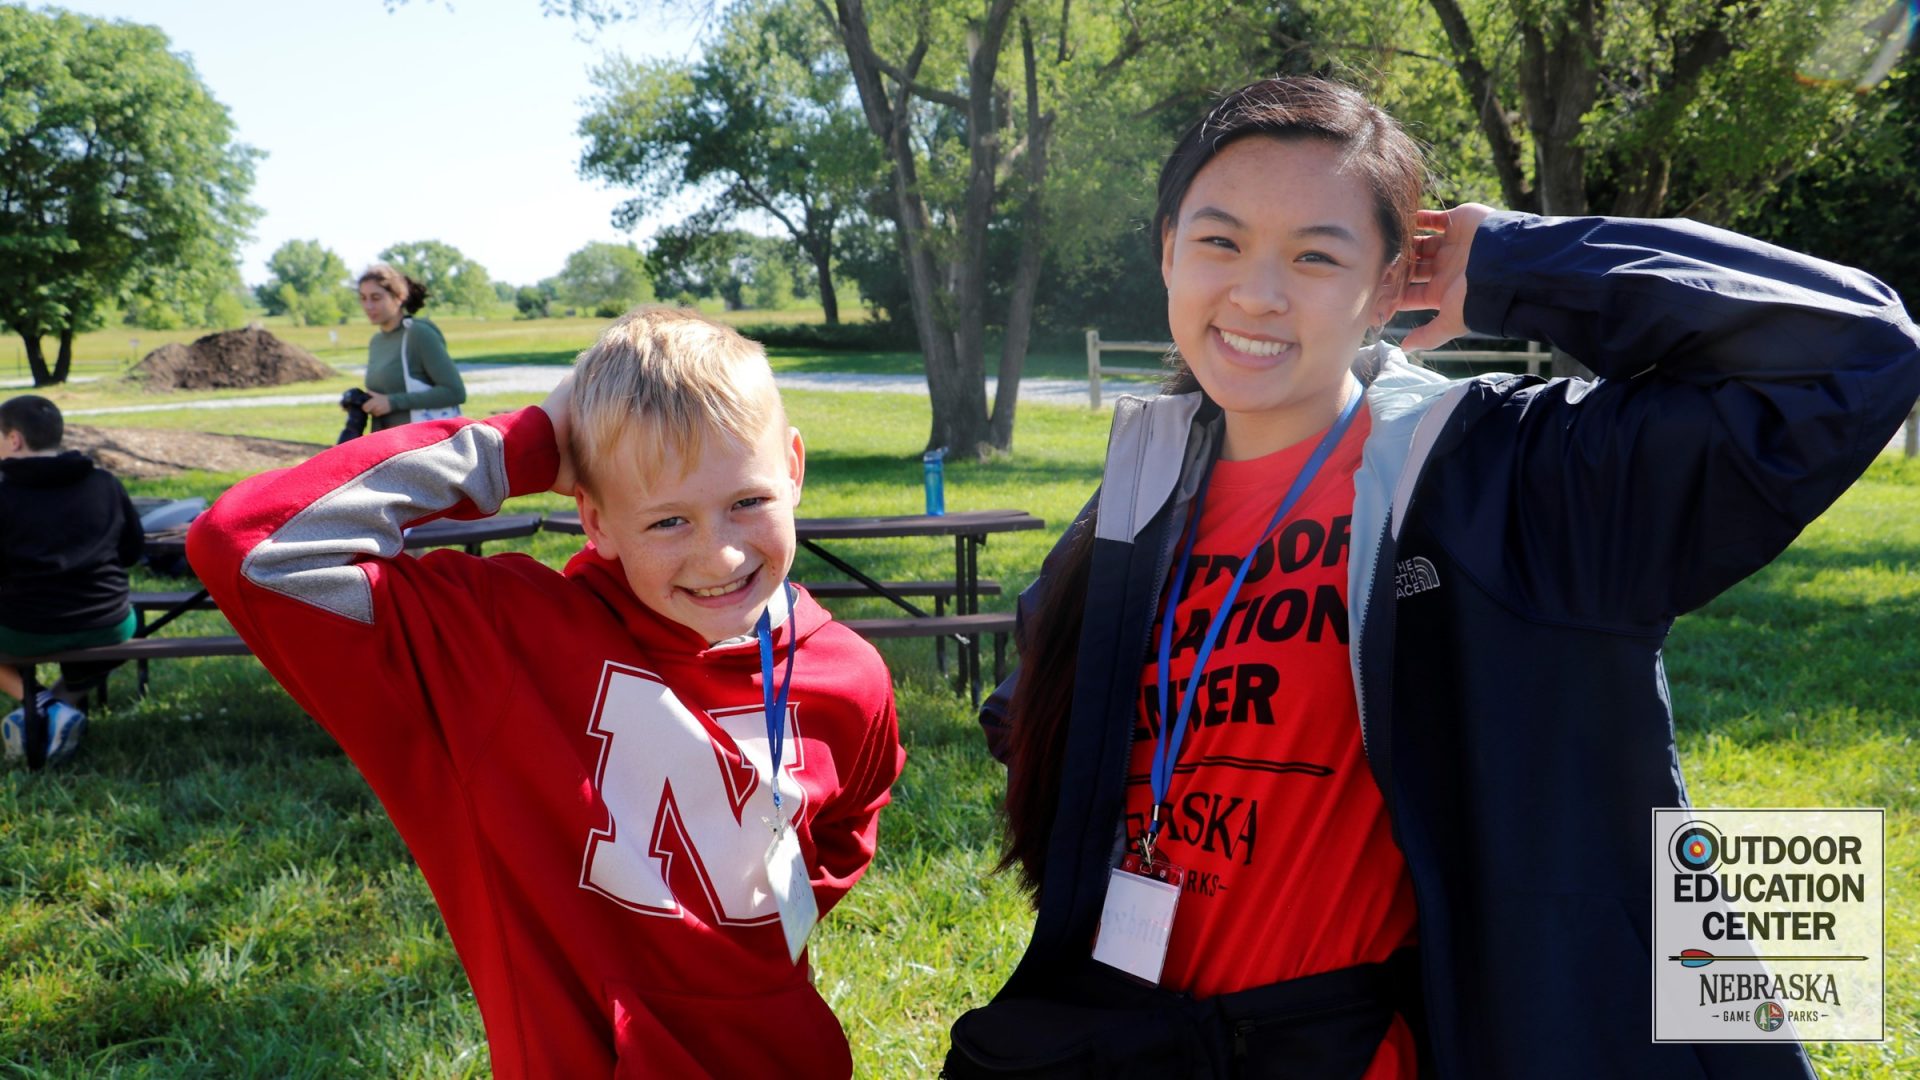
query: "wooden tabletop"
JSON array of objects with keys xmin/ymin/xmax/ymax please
[
  {"xmin": 541, "ymin": 508, "xmax": 1043, "ymax": 539},
  {"xmin": 403, "ymin": 513, "xmax": 544, "ymax": 549},
  {"xmin": 144, "ymin": 512, "xmax": 547, "ymax": 559}
]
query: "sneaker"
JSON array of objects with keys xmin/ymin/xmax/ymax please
[
  {"xmin": 41, "ymin": 696, "xmax": 87, "ymax": 766},
  {"xmin": 0, "ymin": 692, "xmax": 87, "ymax": 766},
  {"xmin": 1, "ymin": 706, "xmax": 20, "ymax": 761}
]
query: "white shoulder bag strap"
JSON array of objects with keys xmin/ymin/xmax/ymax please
[{"xmin": 400, "ymin": 317, "xmax": 461, "ymax": 422}]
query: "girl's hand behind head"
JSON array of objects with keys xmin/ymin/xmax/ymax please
[{"xmin": 1397, "ymin": 203, "xmax": 1496, "ymax": 352}]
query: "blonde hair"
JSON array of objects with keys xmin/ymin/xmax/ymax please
[{"xmin": 570, "ymin": 307, "xmax": 781, "ymax": 496}]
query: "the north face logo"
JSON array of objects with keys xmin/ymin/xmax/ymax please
[{"xmin": 1394, "ymin": 557, "xmax": 1441, "ymax": 599}]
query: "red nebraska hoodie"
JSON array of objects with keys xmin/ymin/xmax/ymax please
[{"xmin": 188, "ymin": 407, "xmax": 903, "ymax": 1078}]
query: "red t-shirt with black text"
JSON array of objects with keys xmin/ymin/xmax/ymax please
[{"xmin": 1124, "ymin": 409, "xmax": 1418, "ymax": 1077}]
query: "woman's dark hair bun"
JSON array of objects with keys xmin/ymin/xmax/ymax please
[{"xmin": 403, "ymin": 276, "xmax": 429, "ymax": 315}]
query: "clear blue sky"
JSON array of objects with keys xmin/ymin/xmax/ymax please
[{"xmin": 54, "ymin": 0, "xmax": 705, "ymax": 288}]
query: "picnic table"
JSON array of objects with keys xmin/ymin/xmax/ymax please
[
  {"xmin": 129, "ymin": 513, "xmax": 549, "ymax": 676},
  {"xmin": 66, "ymin": 509, "xmax": 1037, "ymax": 738},
  {"xmin": 142, "ymin": 512, "xmax": 546, "ymax": 562},
  {"xmin": 543, "ymin": 508, "xmax": 1044, "ymax": 699}
]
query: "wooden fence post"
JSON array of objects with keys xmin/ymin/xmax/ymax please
[{"xmin": 1086, "ymin": 329, "xmax": 1102, "ymax": 409}]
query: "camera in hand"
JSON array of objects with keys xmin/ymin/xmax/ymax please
[{"xmin": 338, "ymin": 387, "xmax": 373, "ymax": 444}]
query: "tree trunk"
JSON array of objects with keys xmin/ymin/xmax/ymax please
[
  {"xmin": 1609, "ymin": 24, "xmax": 1734, "ymax": 220},
  {"xmin": 945, "ymin": 3, "xmax": 1018, "ymax": 457},
  {"xmin": 54, "ymin": 326, "xmax": 73, "ymax": 386},
  {"xmin": 811, "ymin": 246, "xmax": 840, "ymax": 325},
  {"xmin": 1426, "ymin": 0, "xmax": 1537, "ymax": 212},
  {"xmin": 1611, "ymin": 155, "xmax": 1672, "ymax": 220},
  {"xmin": 1517, "ymin": 6, "xmax": 1599, "ymax": 379},
  {"xmin": 832, "ymin": 0, "xmax": 997, "ymax": 457},
  {"xmin": 1517, "ymin": 7, "xmax": 1597, "ymax": 219},
  {"xmin": 989, "ymin": 18, "xmax": 1050, "ymax": 451},
  {"xmin": 894, "ymin": 98, "xmax": 988, "ymax": 456},
  {"xmin": 21, "ymin": 332, "xmax": 52, "ymax": 387}
]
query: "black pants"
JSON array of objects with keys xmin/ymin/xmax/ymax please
[{"xmin": 946, "ymin": 949, "xmax": 1427, "ymax": 1079}]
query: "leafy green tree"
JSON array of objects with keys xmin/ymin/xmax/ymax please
[
  {"xmin": 646, "ymin": 227, "xmax": 802, "ymax": 312},
  {"xmin": 554, "ymin": 241, "xmax": 654, "ymax": 317},
  {"xmin": 0, "ymin": 7, "xmax": 258, "ymax": 385},
  {"xmin": 427, "ymin": 0, "xmax": 1322, "ymax": 451},
  {"xmin": 1738, "ymin": 55, "xmax": 1920, "ymax": 311},
  {"xmin": 1411, "ymin": 0, "xmax": 1892, "ymax": 218},
  {"xmin": 1389, "ymin": 0, "xmax": 1909, "ymax": 373},
  {"xmin": 123, "ymin": 262, "xmax": 251, "ymax": 330},
  {"xmin": 813, "ymin": 0, "xmax": 1314, "ymax": 452},
  {"xmin": 254, "ymin": 239, "xmax": 354, "ymax": 325},
  {"xmin": 515, "ymin": 282, "xmax": 557, "ymax": 319},
  {"xmin": 377, "ymin": 239, "xmax": 498, "ymax": 314},
  {"xmin": 578, "ymin": 0, "xmax": 881, "ymax": 325}
]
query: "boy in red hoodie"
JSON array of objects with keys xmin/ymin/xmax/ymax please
[{"xmin": 189, "ymin": 308, "xmax": 904, "ymax": 1078}]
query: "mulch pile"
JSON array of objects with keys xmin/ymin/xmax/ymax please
[
  {"xmin": 128, "ymin": 327, "xmax": 335, "ymax": 392},
  {"xmin": 66, "ymin": 425, "xmax": 323, "ymax": 480}
]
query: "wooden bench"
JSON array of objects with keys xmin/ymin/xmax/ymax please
[
  {"xmin": 133, "ymin": 582, "xmax": 1000, "ymax": 612},
  {"xmin": 838, "ymin": 611, "xmax": 1017, "ymax": 706},
  {"xmin": 66, "ymin": 582, "xmax": 1017, "ymax": 733},
  {"xmin": 804, "ymin": 579, "xmax": 1001, "ymax": 604},
  {"xmin": 803, "ymin": 579, "xmax": 1000, "ymax": 673},
  {"xmin": 123, "ymin": 580, "xmax": 1006, "ymax": 680},
  {"xmin": 1, "ymin": 636, "xmax": 252, "ymax": 768},
  {"xmin": 132, "ymin": 590, "xmax": 222, "ymax": 694},
  {"xmin": 135, "ymin": 591, "xmax": 217, "ymax": 622}
]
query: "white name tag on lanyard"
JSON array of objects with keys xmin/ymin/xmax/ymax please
[
  {"xmin": 1091, "ymin": 855, "xmax": 1185, "ymax": 985},
  {"xmin": 764, "ymin": 819, "xmax": 818, "ymax": 965}
]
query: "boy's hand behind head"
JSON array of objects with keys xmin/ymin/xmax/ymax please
[{"xmin": 541, "ymin": 373, "xmax": 579, "ymax": 497}]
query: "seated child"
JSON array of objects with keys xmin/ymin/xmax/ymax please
[
  {"xmin": 0, "ymin": 395, "xmax": 144, "ymax": 766},
  {"xmin": 188, "ymin": 308, "xmax": 905, "ymax": 1078}
]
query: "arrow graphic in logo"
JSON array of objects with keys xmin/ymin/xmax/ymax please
[{"xmin": 1670, "ymin": 948, "xmax": 1868, "ymax": 968}]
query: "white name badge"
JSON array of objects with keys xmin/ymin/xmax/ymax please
[
  {"xmin": 1091, "ymin": 855, "xmax": 1185, "ymax": 985},
  {"xmin": 764, "ymin": 820, "xmax": 818, "ymax": 965}
]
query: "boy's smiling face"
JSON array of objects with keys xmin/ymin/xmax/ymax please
[{"xmin": 577, "ymin": 414, "xmax": 805, "ymax": 644}]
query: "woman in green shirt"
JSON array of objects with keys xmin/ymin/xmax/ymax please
[{"xmin": 355, "ymin": 263, "xmax": 467, "ymax": 432}]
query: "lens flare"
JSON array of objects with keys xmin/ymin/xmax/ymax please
[{"xmin": 1797, "ymin": 0, "xmax": 1918, "ymax": 92}]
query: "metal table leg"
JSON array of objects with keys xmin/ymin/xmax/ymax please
[{"xmin": 19, "ymin": 666, "xmax": 47, "ymax": 770}]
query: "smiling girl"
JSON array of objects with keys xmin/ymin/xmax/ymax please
[{"xmin": 950, "ymin": 77, "xmax": 1920, "ymax": 1079}]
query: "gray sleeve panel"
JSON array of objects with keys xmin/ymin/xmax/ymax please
[
  {"xmin": 1095, "ymin": 391, "xmax": 1205, "ymax": 543},
  {"xmin": 238, "ymin": 422, "xmax": 511, "ymax": 624},
  {"xmin": 1347, "ymin": 356, "xmax": 1475, "ymax": 688}
]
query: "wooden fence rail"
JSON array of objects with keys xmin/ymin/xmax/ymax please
[{"xmin": 1084, "ymin": 328, "xmax": 1548, "ymax": 409}]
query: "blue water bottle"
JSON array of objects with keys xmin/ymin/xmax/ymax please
[{"xmin": 922, "ymin": 447, "xmax": 947, "ymax": 516}]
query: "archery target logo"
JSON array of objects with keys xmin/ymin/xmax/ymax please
[
  {"xmin": 1669, "ymin": 820, "xmax": 1724, "ymax": 875},
  {"xmin": 1654, "ymin": 808, "xmax": 1886, "ymax": 1043}
]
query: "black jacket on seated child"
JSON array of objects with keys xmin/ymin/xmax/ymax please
[{"xmin": 0, "ymin": 451, "xmax": 144, "ymax": 634}]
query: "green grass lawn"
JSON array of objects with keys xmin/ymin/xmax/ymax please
[{"xmin": 1, "ymin": 377, "xmax": 1915, "ymax": 1076}]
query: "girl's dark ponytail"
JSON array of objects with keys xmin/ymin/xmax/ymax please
[
  {"xmin": 999, "ymin": 510, "xmax": 1097, "ymax": 894},
  {"xmin": 402, "ymin": 275, "xmax": 429, "ymax": 315}
]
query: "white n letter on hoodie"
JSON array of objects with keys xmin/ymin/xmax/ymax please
[{"xmin": 580, "ymin": 663, "xmax": 807, "ymax": 924}]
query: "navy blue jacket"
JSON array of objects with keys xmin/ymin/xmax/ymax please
[{"xmin": 981, "ymin": 214, "xmax": 1920, "ymax": 1078}]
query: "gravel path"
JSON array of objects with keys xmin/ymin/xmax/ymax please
[{"xmin": 61, "ymin": 362, "xmax": 1156, "ymax": 417}]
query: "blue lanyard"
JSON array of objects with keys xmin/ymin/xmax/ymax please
[
  {"xmin": 756, "ymin": 580, "xmax": 799, "ymax": 814},
  {"xmin": 1145, "ymin": 382, "xmax": 1365, "ymax": 859}
]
